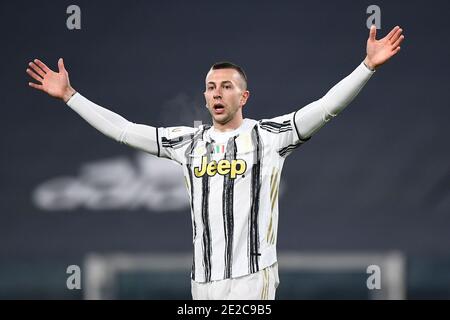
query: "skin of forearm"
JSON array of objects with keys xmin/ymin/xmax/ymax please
[
  {"xmin": 62, "ymin": 87, "xmax": 77, "ymax": 103},
  {"xmin": 363, "ymin": 55, "xmax": 377, "ymax": 71}
]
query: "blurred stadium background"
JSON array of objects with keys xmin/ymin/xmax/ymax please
[{"xmin": 1, "ymin": 0, "xmax": 449, "ymax": 299}]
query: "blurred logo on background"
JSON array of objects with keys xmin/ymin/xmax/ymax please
[{"xmin": 32, "ymin": 152, "xmax": 189, "ymax": 212}]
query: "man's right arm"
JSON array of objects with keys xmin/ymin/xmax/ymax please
[
  {"xmin": 27, "ymin": 57, "xmax": 160, "ymax": 156},
  {"xmin": 66, "ymin": 92, "xmax": 160, "ymax": 155}
]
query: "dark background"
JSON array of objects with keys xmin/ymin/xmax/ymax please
[{"xmin": 1, "ymin": 0, "xmax": 449, "ymax": 299}]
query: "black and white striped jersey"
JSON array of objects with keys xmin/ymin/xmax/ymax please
[{"xmin": 157, "ymin": 111, "xmax": 309, "ymax": 282}]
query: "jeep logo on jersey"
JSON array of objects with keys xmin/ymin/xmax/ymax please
[{"xmin": 194, "ymin": 157, "xmax": 247, "ymax": 179}]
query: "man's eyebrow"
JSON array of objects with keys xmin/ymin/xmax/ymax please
[{"xmin": 206, "ymin": 80, "xmax": 234, "ymax": 86}]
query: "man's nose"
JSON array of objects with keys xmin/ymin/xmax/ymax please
[{"xmin": 213, "ymin": 87, "xmax": 223, "ymax": 98}]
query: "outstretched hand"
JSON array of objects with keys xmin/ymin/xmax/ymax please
[
  {"xmin": 364, "ymin": 25, "xmax": 405, "ymax": 70},
  {"xmin": 26, "ymin": 58, "xmax": 76, "ymax": 102}
]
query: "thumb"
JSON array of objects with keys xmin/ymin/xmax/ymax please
[
  {"xmin": 369, "ymin": 25, "xmax": 377, "ymax": 41},
  {"xmin": 58, "ymin": 57, "xmax": 66, "ymax": 72}
]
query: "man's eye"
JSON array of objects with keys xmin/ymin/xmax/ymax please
[
  {"xmin": 207, "ymin": 87, "xmax": 214, "ymax": 90},
  {"xmin": 224, "ymin": 85, "xmax": 231, "ymax": 89}
]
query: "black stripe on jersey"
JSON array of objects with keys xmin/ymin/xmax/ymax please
[
  {"xmin": 292, "ymin": 109, "xmax": 310, "ymax": 142},
  {"xmin": 259, "ymin": 120, "xmax": 292, "ymax": 133},
  {"xmin": 162, "ymin": 133, "xmax": 195, "ymax": 149},
  {"xmin": 201, "ymin": 141, "xmax": 214, "ymax": 282},
  {"xmin": 278, "ymin": 137, "xmax": 311, "ymax": 157},
  {"xmin": 184, "ymin": 126, "xmax": 208, "ymax": 281},
  {"xmin": 186, "ymin": 166, "xmax": 196, "ymax": 240},
  {"xmin": 155, "ymin": 127, "xmax": 160, "ymax": 157},
  {"xmin": 278, "ymin": 142, "xmax": 301, "ymax": 157},
  {"xmin": 186, "ymin": 164, "xmax": 197, "ymax": 281},
  {"xmin": 260, "ymin": 119, "xmax": 291, "ymax": 128},
  {"xmin": 259, "ymin": 125, "xmax": 292, "ymax": 134},
  {"xmin": 222, "ymin": 136, "xmax": 237, "ymax": 279},
  {"xmin": 249, "ymin": 126, "xmax": 262, "ymax": 274}
]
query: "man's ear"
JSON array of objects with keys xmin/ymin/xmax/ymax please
[{"xmin": 240, "ymin": 90, "xmax": 250, "ymax": 106}]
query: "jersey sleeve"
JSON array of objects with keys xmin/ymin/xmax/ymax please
[
  {"xmin": 66, "ymin": 92, "xmax": 200, "ymax": 164},
  {"xmin": 67, "ymin": 92, "xmax": 161, "ymax": 155},
  {"xmin": 259, "ymin": 61, "xmax": 375, "ymax": 158},
  {"xmin": 258, "ymin": 111, "xmax": 310, "ymax": 158},
  {"xmin": 156, "ymin": 126, "xmax": 199, "ymax": 165}
]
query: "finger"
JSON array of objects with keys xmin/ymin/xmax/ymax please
[
  {"xmin": 26, "ymin": 68, "xmax": 43, "ymax": 83},
  {"xmin": 29, "ymin": 61, "xmax": 46, "ymax": 77},
  {"xmin": 28, "ymin": 82, "xmax": 43, "ymax": 90},
  {"xmin": 369, "ymin": 25, "xmax": 377, "ymax": 41},
  {"xmin": 390, "ymin": 28, "xmax": 403, "ymax": 44},
  {"xmin": 392, "ymin": 35, "xmax": 405, "ymax": 49},
  {"xmin": 58, "ymin": 58, "xmax": 66, "ymax": 73},
  {"xmin": 386, "ymin": 26, "xmax": 400, "ymax": 41},
  {"xmin": 390, "ymin": 46, "xmax": 401, "ymax": 57},
  {"xmin": 34, "ymin": 59, "xmax": 50, "ymax": 73}
]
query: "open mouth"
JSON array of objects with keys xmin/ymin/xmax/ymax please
[{"xmin": 213, "ymin": 103, "xmax": 225, "ymax": 113}]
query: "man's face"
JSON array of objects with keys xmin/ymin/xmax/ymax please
[{"xmin": 204, "ymin": 68, "xmax": 249, "ymax": 125}]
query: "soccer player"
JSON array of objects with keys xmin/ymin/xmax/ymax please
[{"xmin": 26, "ymin": 25, "xmax": 404, "ymax": 299}]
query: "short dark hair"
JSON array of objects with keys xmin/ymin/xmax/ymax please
[{"xmin": 211, "ymin": 61, "xmax": 248, "ymax": 89}]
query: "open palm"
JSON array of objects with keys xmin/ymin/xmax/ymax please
[
  {"xmin": 26, "ymin": 58, "xmax": 75, "ymax": 101},
  {"xmin": 366, "ymin": 25, "xmax": 405, "ymax": 69}
]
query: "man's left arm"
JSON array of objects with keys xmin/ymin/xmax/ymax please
[{"xmin": 294, "ymin": 25, "xmax": 405, "ymax": 140}]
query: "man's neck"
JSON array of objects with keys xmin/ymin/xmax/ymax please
[{"xmin": 213, "ymin": 116, "xmax": 244, "ymax": 133}]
